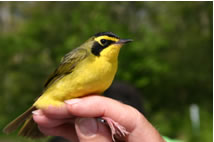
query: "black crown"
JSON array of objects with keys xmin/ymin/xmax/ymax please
[{"xmin": 94, "ymin": 32, "xmax": 120, "ymax": 39}]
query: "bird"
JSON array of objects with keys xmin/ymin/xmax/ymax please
[{"xmin": 3, "ymin": 32, "xmax": 132, "ymax": 141}]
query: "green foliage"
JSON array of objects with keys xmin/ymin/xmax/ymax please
[{"xmin": 0, "ymin": 2, "xmax": 212, "ymax": 142}]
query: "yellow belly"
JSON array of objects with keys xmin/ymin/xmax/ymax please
[{"xmin": 34, "ymin": 55, "xmax": 118, "ymax": 108}]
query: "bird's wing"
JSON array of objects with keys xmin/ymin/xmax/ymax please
[{"xmin": 44, "ymin": 48, "xmax": 89, "ymax": 90}]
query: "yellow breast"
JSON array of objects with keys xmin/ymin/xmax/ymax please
[{"xmin": 34, "ymin": 55, "xmax": 118, "ymax": 108}]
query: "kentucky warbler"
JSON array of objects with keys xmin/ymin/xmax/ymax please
[{"xmin": 3, "ymin": 32, "xmax": 132, "ymax": 140}]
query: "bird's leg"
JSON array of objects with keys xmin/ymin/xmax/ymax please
[{"xmin": 97, "ymin": 117, "xmax": 129, "ymax": 142}]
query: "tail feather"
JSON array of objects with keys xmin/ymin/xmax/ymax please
[
  {"xmin": 3, "ymin": 106, "xmax": 45, "ymax": 138},
  {"xmin": 18, "ymin": 116, "xmax": 45, "ymax": 138},
  {"xmin": 3, "ymin": 106, "xmax": 36, "ymax": 134}
]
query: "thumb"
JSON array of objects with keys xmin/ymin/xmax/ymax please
[{"xmin": 75, "ymin": 117, "xmax": 112, "ymax": 142}]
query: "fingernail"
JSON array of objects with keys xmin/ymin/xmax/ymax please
[
  {"xmin": 65, "ymin": 99, "xmax": 81, "ymax": 105},
  {"xmin": 76, "ymin": 118, "xmax": 98, "ymax": 137},
  {"xmin": 32, "ymin": 109, "xmax": 43, "ymax": 115}
]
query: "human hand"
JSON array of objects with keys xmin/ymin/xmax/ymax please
[{"xmin": 33, "ymin": 95, "xmax": 165, "ymax": 142}]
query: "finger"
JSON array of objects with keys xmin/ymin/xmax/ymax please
[
  {"xmin": 65, "ymin": 95, "xmax": 140, "ymax": 132},
  {"xmin": 75, "ymin": 117, "xmax": 112, "ymax": 142},
  {"xmin": 39, "ymin": 123, "xmax": 79, "ymax": 142},
  {"xmin": 33, "ymin": 113, "xmax": 73, "ymax": 128},
  {"xmin": 42, "ymin": 105, "xmax": 74, "ymax": 119}
]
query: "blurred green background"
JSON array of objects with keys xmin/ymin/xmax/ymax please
[{"xmin": 0, "ymin": 1, "xmax": 212, "ymax": 142}]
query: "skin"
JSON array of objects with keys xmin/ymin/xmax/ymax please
[{"xmin": 32, "ymin": 95, "xmax": 165, "ymax": 142}]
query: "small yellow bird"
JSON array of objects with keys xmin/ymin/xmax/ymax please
[{"xmin": 3, "ymin": 32, "xmax": 132, "ymax": 139}]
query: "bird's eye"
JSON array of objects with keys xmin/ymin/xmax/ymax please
[{"xmin": 101, "ymin": 39, "xmax": 107, "ymax": 45}]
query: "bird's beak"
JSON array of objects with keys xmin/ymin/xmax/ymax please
[{"xmin": 115, "ymin": 39, "xmax": 133, "ymax": 44}]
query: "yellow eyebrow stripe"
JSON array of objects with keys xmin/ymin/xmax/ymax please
[{"xmin": 94, "ymin": 36, "xmax": 119, "ymax": 43}]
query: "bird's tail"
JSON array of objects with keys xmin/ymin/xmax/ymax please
[{"xmin": 3, "ymin": 106, "xmax": 45, "ymax": 138}]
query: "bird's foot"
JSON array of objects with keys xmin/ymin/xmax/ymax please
[{"xmin": 98, "ymin": 117, "xmax": 129, "ymax": 142}]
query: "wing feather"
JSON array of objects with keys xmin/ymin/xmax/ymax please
[{"xmin": 44, "ymin": 48, "xmax": 88, "ymax": 89}]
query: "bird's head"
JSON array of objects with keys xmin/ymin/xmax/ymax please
[{"xmin": 83, "ymin": 32, "xmax": 132, "ymax": 61}]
